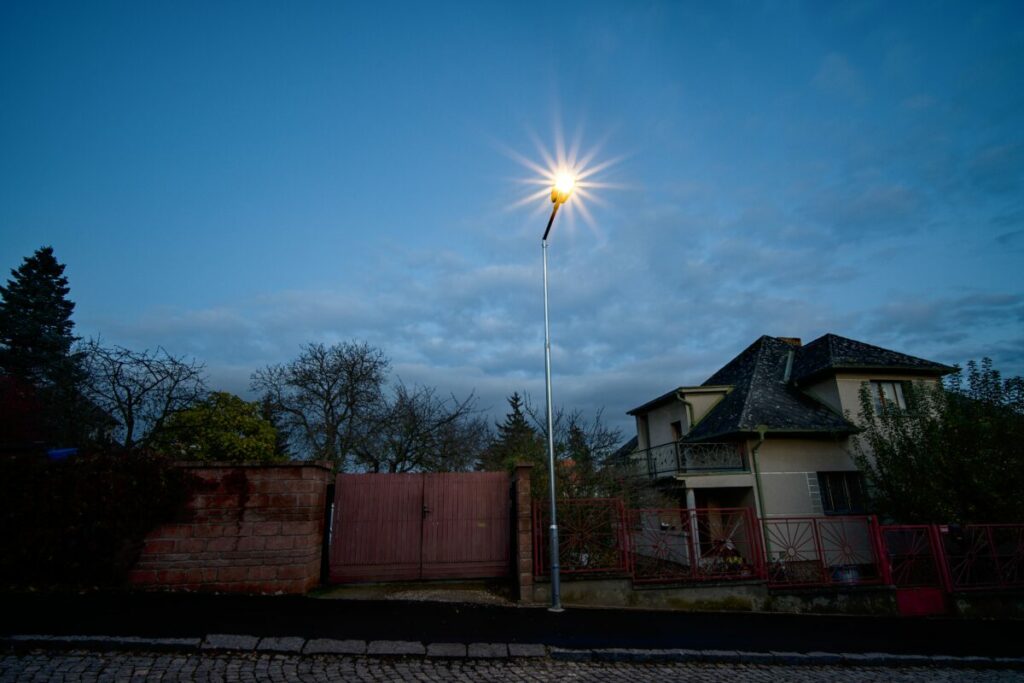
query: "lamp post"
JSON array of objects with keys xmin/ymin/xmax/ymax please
[{"xmin": 542, "ymin": 172, "xmax": 574, "ymax": 612}]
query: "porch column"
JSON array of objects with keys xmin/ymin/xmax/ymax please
[{"xmin": 686, "ymin": 487, "xmax": 701, "ymax": 561}]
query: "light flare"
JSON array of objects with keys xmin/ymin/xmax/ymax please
[{"xmin": 501, "ymin": 123, "xmax": 624, "ymax": 239}]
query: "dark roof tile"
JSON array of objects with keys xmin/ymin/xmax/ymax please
[
  {"xmin": 791, "ymin": 333, "xmax": 953, "ymax": 384},
  {"xmin": 684, "ymin": 336, "xmax": 856, "ymax": 442}
]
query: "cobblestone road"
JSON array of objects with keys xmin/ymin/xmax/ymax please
[{"xmin": 2, "ymin": 651, "xmax": 1024, "ymax": 682}]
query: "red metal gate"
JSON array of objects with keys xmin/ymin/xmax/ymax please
[
  {"xmin": 329, "ymin": 472, "xmax": 510, "ymax": 583},
  {"xmin": 879, "ymin": 524, "xmax": 950, "ymax": 615}
]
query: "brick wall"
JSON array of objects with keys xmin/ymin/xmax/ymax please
[
  {"xmin": 514, "ymin": 463, "xmax": 534, "ymax": 602},
  {"xmin": 129, "ymin": 462, "xmax": 331, "ymax": 594}
]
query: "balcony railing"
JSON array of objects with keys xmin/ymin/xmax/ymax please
[{"xmin": 629, "ymin": 441, "xmax": 747, "ymax": 479}]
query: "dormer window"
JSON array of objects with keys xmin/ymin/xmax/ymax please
[{"xmin": 870, "ymin": 380, "xmax": 908, "ymax": 412}]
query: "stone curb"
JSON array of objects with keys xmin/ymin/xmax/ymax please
[
  {"xmin": 551, "ymin": 647, "xmax": 1024, "ymax": 669},
  {"xmin": 4, "ymin": 635, "xmax": 1024, "ymax": 669},
  {"xmin": 3, "ymin": 635, "xmax": 202, "ymax": 653}
]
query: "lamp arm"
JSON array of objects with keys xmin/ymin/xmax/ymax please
[{"xmin": 542, "ymin": 202, "xmax": 561, "ymax": 241}]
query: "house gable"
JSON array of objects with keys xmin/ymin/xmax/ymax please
[{"xmin": 684, "ymin": 336, "xmax": 857, "ymax": 443}]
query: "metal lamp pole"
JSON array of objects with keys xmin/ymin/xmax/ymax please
[{"xmin": 542, "ymin": 177, "xmax": 573, "ymax": 612}]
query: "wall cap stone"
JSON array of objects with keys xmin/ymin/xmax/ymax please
[{"xmin": 171, "ymin": 461, "xmax": 332, "ymax": 472}]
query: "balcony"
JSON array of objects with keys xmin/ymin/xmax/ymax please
[{"xmin": 630, "ymin": 441, "xmax": 748, "ymax": 479}]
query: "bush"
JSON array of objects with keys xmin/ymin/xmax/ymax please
[{"xmin": 0, "ymin": 449, "xmax": 196, "ymax": 588}]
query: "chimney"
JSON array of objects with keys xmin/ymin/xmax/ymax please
[{"xmin": 778, "ymin": 337, "xmax": 802, "ymax": 347}]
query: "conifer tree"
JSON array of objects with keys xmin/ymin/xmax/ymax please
[
  {"xmin": 0, "ymin": 246, "xmax": 81, "ymax": 386},
  {"xmin": 481, "ymin": 392, "xmax": 544, "ymax": 471}
]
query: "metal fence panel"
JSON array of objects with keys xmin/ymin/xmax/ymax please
[
  {"xmin": 943, "ymin": 524, "xmax": 1024, "ymax": 590},
  {"xmin": 765, "ymin": 516, "xmax": 883, "ymax": 588},
  {"xmin": 880, "ymin": 525, "xmax": 944, "ymax": 589},
  {"xmin": 629, "ymin": 507, "xmax": 764, "ymax": 584},
  {"xmin": 533, "ymin": 498, "xmax": 629, "ymax": 576}
]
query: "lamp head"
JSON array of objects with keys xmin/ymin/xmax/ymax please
[{"xmin": 551, "ymin": 171, "xmax": 576, "ymax": 204}]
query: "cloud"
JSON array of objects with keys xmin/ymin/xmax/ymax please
[
  {"xmin": 802, "ymin": 183, "xmax": 922, "ymax": 241},
  {"xmin": 862, "ymin": 292, "xmax": 1024, "ymax": 364}
]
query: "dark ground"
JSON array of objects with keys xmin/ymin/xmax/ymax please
[{"xmin": 2, "ymin": 591, "xmax": 1022, "ymax": 657}]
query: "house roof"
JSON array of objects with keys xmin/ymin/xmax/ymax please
[
  {"xmin": 790, "ymin": 333, "xmax": 955, "ymax": 384},
  {"xmin": 626, "ymin": 385, "xmax": 731, "ymax": 416},
  {"xmin": 683, "ymin": 335, "xmax": 859, "ymax": 442},
  {"xmin": 630, "ymin": 332, "xmax": 952, "ymax": 444}
]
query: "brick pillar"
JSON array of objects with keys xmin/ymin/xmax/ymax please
[{"xmin": 514, "ymin": 463, "xmax": 534, "ymax": 602}]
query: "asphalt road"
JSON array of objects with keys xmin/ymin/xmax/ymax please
[{"xmin": 1, "ymin": 592, "xmax": 1021, "ymax": 658}]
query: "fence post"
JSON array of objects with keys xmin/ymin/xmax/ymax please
[
  {"xmin": 869, "ymin": 516, "xmax": 892, "ymax": 586},
  {"xmin": 615, "ymin": 498, "xmax": 630, "ymax": 575},
  {"xmin": 513, "ymin": 463, "xmax": 534, "ymax": 602},
  {"xmin": 747, "ymin": 508, "xmax": 767, "ymax": 579},
  {"xmin": 929, "ymin": 524, "xmax": 954, "ymax": 593},
  {"xmin": 811, "ymin": 517, "xmax": 829, "ymax": 585},
  {"xmin": 985, "ymin": 526, "xmax": 1002, "ymax": 589}
]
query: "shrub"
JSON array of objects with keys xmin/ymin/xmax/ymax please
[{"xmin": 0, "ymin": 448, "xmax": 195, "ymax": 588}]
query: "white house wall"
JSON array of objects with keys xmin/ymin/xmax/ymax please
[
  {"xmin": 684, "ymin": 391, "xmax": 728, "ymax": 425},
  {"xmin": 755, "ymin": 438, "xmax": 856, "ymax": 517},
  {"xmin": 644, "ymin": 402, "xmax": 689, "ymax": 446}
]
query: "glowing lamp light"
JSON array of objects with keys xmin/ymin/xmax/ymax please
[{"xmin": 551, "ymin": 171, "xmax": 576, "ymax": 204}]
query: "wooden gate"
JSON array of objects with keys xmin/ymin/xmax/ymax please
[{"xmin": 329, "ymin": 472, "xmax": 510, "ymax": 583}]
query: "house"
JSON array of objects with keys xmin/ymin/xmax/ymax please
[{"xmin": 625, "ymin": 334, "xmax": 953, "ymax": 519}]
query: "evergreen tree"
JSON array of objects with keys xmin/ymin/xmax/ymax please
[
  {"xmin": 481, "ymin": 393, "xmax": 544, "ymax": 470},
  {"xmin": 479, "ymin": 392, "xmax": 550, "ymax": 496},
  {"xmin": 0, "ymin": 246, "xmax": 80, "ymax": 386},
  {"xmin": 0, "ymin": 247, "xmax": 92, "ymax": 447}
]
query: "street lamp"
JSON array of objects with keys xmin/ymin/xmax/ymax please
[{"xmin": 542, "ymin": 169, "xmax": 574, "ymax": 612}]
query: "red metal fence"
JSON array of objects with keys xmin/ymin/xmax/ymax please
[
  {"xmin": 763, "ymin": 516, "xmax": 884, "ymax": 588},
  {"xmin": 879, "ymin": 524, "xmax": 947, "ymax": 589},
  {"xmin": 531, "ymin": 499, "xmax": 1024, "ymax": 596},
  {"xmin": 628, "ymin": 507, "xmax": 764, "ymax": 584},
  {"xmin": 533, "ymin": 500, "xmax": 764, "ymax": 585},
  {"xmin": 533, "ymin": 498, "xmax": 629, "ymax": 577},
  {"xmin": 941, "ymin": 524, "xmax": 1024, "ymax": 590}
]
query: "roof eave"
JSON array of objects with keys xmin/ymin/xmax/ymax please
[
  {"xmin": 794, "ymin": 364, "xmax": 954, "ymax": 386},
  {"xmin": 684, "ymin": 426, "xmax": 859, "ymax": 443}
]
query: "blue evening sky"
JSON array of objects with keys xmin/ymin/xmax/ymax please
[{"xmin": 2, "ymin": 1, "xmax": 1022, "ymax": 434}]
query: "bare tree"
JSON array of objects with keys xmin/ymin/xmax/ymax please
[
  {"xmin": 523, "ymin": 396, "xmax": 623, "ymax": 497},
  {"xmin": 353, "ymin": 382, "xmax": 490, "ymax": 473},
  {"xmin": 251, "ymin": 342, "xmax": 389, "ymax": 469},
  {"xmin": 80, "ymin": 340, "xmax": 207, "ymax": 450}
]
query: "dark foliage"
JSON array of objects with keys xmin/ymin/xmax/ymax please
[
  {"xmin": 0, "ymin": 449, "xmax": 196, "ymax": 588},
  {"xmin": 854, "ymin": 359, "xmax": 1024, "ymax": 523},
  {"xmin": 0, "ymin": 246, "xmax": 80, "ymax": 386},
  {"xmin": 480, "ymin": 392, "xmax": 623, "ymax": 499},
  {"xmin": 0, "ymin": 246, "xmax": 99, "ymax": 447}
]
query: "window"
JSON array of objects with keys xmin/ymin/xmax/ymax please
[
  {"xmin": 817, "ymin": 472, "xmax": 867, "ymax": 514},
  {"xmin": 670, "ymin": 420, "xmax": 683, "ymax": 441},
  {"xmin": 869, "ymin": 380, "xmax": 908, "ymax": 412}
]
